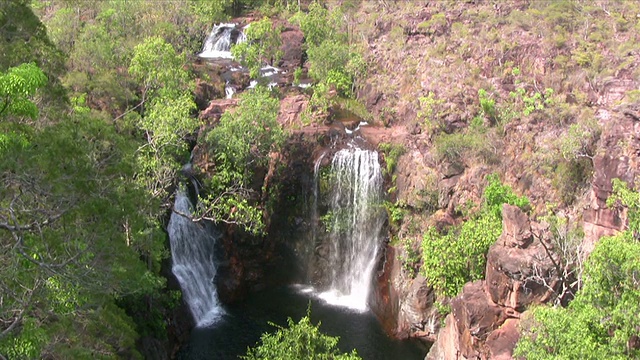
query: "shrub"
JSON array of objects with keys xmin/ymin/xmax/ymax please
[
  {"xmin": 421, "ymin": 174, "xmax": 529, "ymax": 298},
  {"xmin": 378, "ymin": 142, "xmax": 405, "ymax": 175},
  {"xmin": 243, "ymin": 310, "xmax": 361, "ymax": 360}
]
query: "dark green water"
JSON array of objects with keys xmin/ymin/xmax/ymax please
[{"xmin": 177, "ymin": 286, "xmax": 429, "ymax": 360}]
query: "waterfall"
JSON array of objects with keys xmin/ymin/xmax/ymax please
[
  {"xmin": 199, "ymin": 23, "xmax": 246, "ymax": 59},
  {"xmin": 318, "ymin": 147, "xmax": 384, "ymax": 311},
  {"xmin": 168, "ymin": 188, "xmax": 224, "ymax": 327},
  {"xmin": 225, "ymin": 83, "xmax": 235, "ymax": 99}
]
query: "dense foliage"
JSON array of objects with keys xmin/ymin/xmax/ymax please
[
  {"xmin": 201, "ymin": 86, "xmax": 285, "ymax": 234},
  {"xmin": 515, "ymin": 181, "xmax": 640, "ymax": 359},
  {"xmin": 243, "ymin": 312, "xmax": 361, "ymax": 360},
  {"xmin": 231, "ymin": 17, "xmax": 282, "ymax": 78},
  {"xmin": 0, "ymin": 62, "xmax": 166, "ymax": 358},
  {"xmin": 421, "ymin": 174, "xmax": 529, "ymax": 298},
  {"xmin": 292, "ymin": 1, "xmax": 366, "ymax": 115},
  {"xmin": 0, "ymin": 0, "xmax": 242, "ymax": 357}
]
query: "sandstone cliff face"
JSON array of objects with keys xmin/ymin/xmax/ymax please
[
  {"xmin": 426, "ymin": 205, "xmax": 555, "ymax": 359},
  {"xmin": 354, "ymin": 1, "xmax": 640, "ymax": 357},
  {"xmin": 188, "ymin": 3, "xmax": 640, "ymax": 357}
]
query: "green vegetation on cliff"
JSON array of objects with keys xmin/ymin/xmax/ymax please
[
  {"xmin": 421, "ymin": 174, "xmax": 530, "ymax": 299},
  {"xmin": 201, "ymin": 86, "xmax": 286, "ymax": 234},
  {"xmin": 515, "ymin": 181, "xmax": 640, "ymax": 359},
  {"xmin": 293, "ymin": 1, "xmax": 367, "ymax": 117}
]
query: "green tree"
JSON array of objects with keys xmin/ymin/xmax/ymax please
[
  {"xmin": 0, "ymin": 62, "xmax": 47, "ymax": 119},
  {"xmin": 421, "ymin": 174, "xmax": 529, "ymax": 298},
  {"xmin": 293, "ymin": 1, "xmax": 366, "ymax": 102},
  {"xmin": 199, "ymin": 86, "xmax": 285, "ymax": 234},
  {"xmin": 243, "ymin": 311, "xmax": 361, "ymax": 360},
  {"xmin": 515, "ymin": 233, "xmax": 640, "ymax": 360},
  {"xmin": 0, "ymin": 105, "xmax": 165, "ymax": 359},
  {"xmin": 231, "ymin": 17, "xmax": 282, "ymax": 78},
  {"xmin": 129, "ymin": 36, "xmax": 197, "ymax": 200},
  {"xmin": 515, "ymin": 181, "xmax": 640, "ymax": 359}
]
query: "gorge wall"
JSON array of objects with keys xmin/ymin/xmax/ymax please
[{"xmin": 187, "ymin": 2, "xmax": 640, "ymax": 359}]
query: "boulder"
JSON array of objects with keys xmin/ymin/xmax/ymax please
[
  {"xmin": 426, "ymin": 281, "xmax": 517, "ymax": 360},
  {"xmin": 398, "ymin": 274, "xmax": 439, "ymax": 340},
  {"xmin": 499, "ymin": 204, "xmax": 533, "ymax": 248},
  {"xmin": 278, "ymin": 25, "xmax": 305, "ymax": 69},
  {"xmin": 277, "ymin": 94, "xmax": 309, "ymax": 128},
  {"xmin": 485, "ymin": 318, "xmax": 520, "ymax": 360},
  {"xmin": 199, "ymin": 98, "xmax": 238, "ymax": 123},
  {"xmin": 194, "ymin": 77, "xmax": 224, "ymax": 110}
]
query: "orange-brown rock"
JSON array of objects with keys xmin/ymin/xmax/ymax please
[
  {"xmin": 277, "ymin": 23, "xmax": 304, "ymax": 69},
  {"xmin": 485, "ymin": 319, "xmax": 520, "ymax": 360},
  {"xmin": 426, "ymin": 281, "xmax": 518, "ymax": 360},
  {"xmin": 277, "ymin": 94, "xmax": 308, "ymax": 127},
  {"xmin": 486, "ymin": 205, "xmax": 557, "ymax": 311},
  {"xmin": 199, "ymin": 98, "xmax": 238, "ymax": 123}
]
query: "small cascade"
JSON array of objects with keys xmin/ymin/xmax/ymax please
[
  {"xmin": 199, "ymin": 23, "xmax": 246, "ymax": 59},
  {"xmin": 225, "ymin": 83, "xmax": 235, "ymax": 99},
  {"xmin": 318, "ymin": 146, "xmax": 384, "ymax": 311},
  {"xmin": 168, "ymin": 188, "xmax": 224, "ymax": 327}
]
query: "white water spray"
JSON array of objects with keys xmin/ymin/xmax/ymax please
[
  {"xmin": 168, "ymin": 189, "xmax": 224, "ymax": 327},
  {"xmin": 199, "ymin": 23, "xmax": 246, "ymax": 59},
  {"xmin": 318, "ymin": 147, "xmax": 384, "ymax": 311}
]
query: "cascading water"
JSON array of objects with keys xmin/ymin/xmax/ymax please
[
  {"xmin": 168, "ymin": 188, "xmax": 224, "ymax": 327},
  {"xmin": 199, "ymin": 23, "xmax": 246, "ymax": 59},
  {"xmin": 318, "ymin": 146, "xmax": 384, "ymax": 311},
  {"xmin": 225, "ymin": 82, "xmax": 235, "ymax": 99}
]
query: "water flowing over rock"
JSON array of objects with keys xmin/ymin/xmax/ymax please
[
  {"xmin": 224, "ymin": 83, "xmax": 235, "ymax": 99},
  {"xmin": 168, "ymin": 189, "xmax": 224, "ymax": 327},
  {"xmin": 199, "ymin": 23, "xmax": 246, "ymax": 59},
  {"xmin": 318, "ymin": 146, "xmax": 385, "ymax": 311}
]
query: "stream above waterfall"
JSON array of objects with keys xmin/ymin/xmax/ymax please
[{"xmin": 176, "ymin": 286, "xmax": 428, "ymax": 359}]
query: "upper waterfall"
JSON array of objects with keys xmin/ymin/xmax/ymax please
[
  {"xmin": 318, "ymin": 146, "xmax": 384, "ymax": 311},
  {"xmin": 168, "ymin": 188, "xmax": 224, "ymax": 327},
  {"xmin": 199, "ymin": 23, "xmax": 247, "ymax": 59}
]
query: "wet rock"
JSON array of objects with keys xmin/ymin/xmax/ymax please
[
  {"xmin": 398, "ymin": 275, "xmax": 439, "ymax": 339},
  {"xmin": 221, "ymin": 69, "xmax": 251, "ymax": 90},
  {"xmin": 371, "ymin": 246, "xmax": 402, "ymax": 337},
  {"xmin": 194, "ymin": 78, "xmax": 224, "ymax": 110}
]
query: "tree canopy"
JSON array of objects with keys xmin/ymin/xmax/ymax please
[{"xmin": 243, "ymin": 311, "xmax": 362, "ymax": 360}]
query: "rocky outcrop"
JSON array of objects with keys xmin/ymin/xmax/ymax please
[
  {"xmin": 583, "ymin": 108, "xmax": 639, "ymax": 255},
  {"xmin": 486, "ymin": 205, "xmax": 557, "ymax": 311},
  {"xmin": 199, "ymin": 98, "xmax": 238, "ymax": 123},
  {"xmin": 277, "ymin": 23, "xmax": 305, "ymax": 69},
  {"xmin": 278, "ymin": 94, "xmax": 309, "ymax": 127},
  {"xmin": 427, "ymin": 205, "xmax": 559, "ymax": 359},
  {"xmin": 426, "ymin": 282, "xmax": 519, "ymax": 360},
  {"xmin": 372, "ymin": 246, "xmax": 441, "ymax": 341},
  {"xmin": 194, "ymin": 77, "xmax": 225, "ymax": 110}
]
